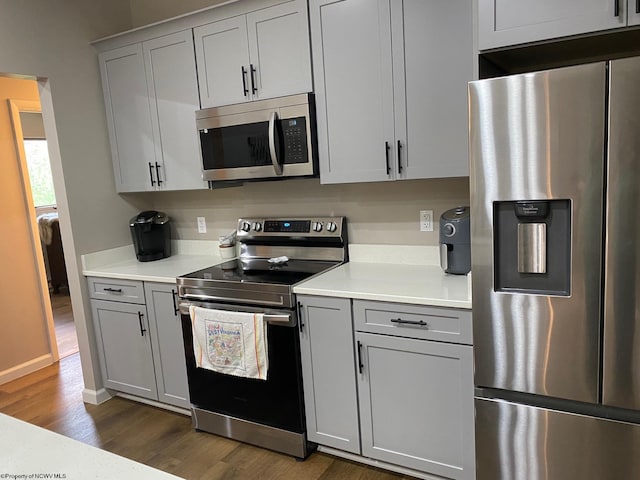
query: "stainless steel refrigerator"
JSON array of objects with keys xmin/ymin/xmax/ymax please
[{"xmin": 469, "ymin": 57, "xmax": 640, "ymax": 479}]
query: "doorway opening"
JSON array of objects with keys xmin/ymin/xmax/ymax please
[{"xmin": 6, "ymin": 79, "xmax": 78, "ymax": 362}]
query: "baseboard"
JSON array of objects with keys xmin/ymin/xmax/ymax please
[
  {"xmin": 0, "ymin": 354, "xmax": 54, "ymax": 385},
  {"xmin": 82, "ymin": 387, "xmax": 112, "ymax": 405}
]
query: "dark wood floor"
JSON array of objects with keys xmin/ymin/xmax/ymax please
[
  {"xmin": 0, "ymin": 354, "xmax": 412, "ymax": 479},
  {"xmin": 51, "ymin": 291, "xmax": 78, "ymax": 358}
]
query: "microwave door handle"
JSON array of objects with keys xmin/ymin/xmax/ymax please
[{"xmin": 268, "ymin": 111, "xmax": 283, "ymax": 176}]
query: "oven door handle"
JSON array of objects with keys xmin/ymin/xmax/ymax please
[
  {"xmin": 268, "ymin": 111, "xmax": 283, "ymax": 176},
  {"xmin": 179, "ymin": 302, "xmax": 296, "ymax": 327}
]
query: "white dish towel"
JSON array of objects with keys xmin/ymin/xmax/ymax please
[{"xmin": 189, "ymin": 306, "xmax": 268, "ymax": 380}]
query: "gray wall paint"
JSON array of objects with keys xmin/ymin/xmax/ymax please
[
  {"xmin": 130, "ymin": 0, "xmax": 228, "ymax": 27},
  {"xmin": 0, "ymin": 0, "xmax": 142, "ymax": 395}
]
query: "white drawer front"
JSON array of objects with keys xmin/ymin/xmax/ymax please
[
  {"xmin": 353, "ymin": 300, "xmax": 472, "ymax": 345},
  {"xmin": 87, "ymin": 277, "xmax": 145, "ymax": 304}
]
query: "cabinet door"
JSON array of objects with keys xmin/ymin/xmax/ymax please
[
  {"xmin": 298, "ymin": 296, "xmax": 360, "ymax": 454},
  {"xmin": 392, "ymin": 0, "xmax": 473, "ymax": 180},
  {"xmin": 356, "ymin": 332, "xmax": 475, "ymax": 479},
  {"xmin": 91, "ymin": 299, "xmax": 158, "ymax": 400},
  {"xmin": 478, "ymin": 0, "xmax": 623, "ymax": 50},
  {"xmin": 310, "ymin": 0, "xmax": 396, "ymax": 184},
  {"xmin": 194, "ymin": 16, "xmax": 251, "ymax": 108},
  {"xmin": 98, "ymin": 44, "xmax": 156, "ymax": 192},
  {"xmin": 143, "ymin": 31, "xmax": 207, "ymax": 191},
  {"xmin": 144, "ymin": 283, "xmax": 190, "ymax": 409},
  {"xmin": 629, "ymin": 0, "xmax": 640, "ymax": 25},
  {"xmin": 246, "ymin": 0, "xmax": 312, "ymax": 101}
]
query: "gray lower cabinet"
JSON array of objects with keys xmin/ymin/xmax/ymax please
[
  {"xmin": 91, "ymin": 299, "xmax": 158, "ymax": 400},
  {"xmin": 299, "ymin": 295, "xmax": 475, "ymax": 479},
  {"xmin": 298, "ymin": 295, "xmax": 360, "ymax": 454},
  {"xmin": 88, "ymin": 277, "xmax": 190, "ymax": 409},
  {"xmin": 356, "ymin": 332, "xmax": 474, "ymax": 479},
  {"xmin": 144, "ymin": 283, "xmax": 190, "ymax": 409},
  {"xmin": 354, "ymin": 299, "xmax": 475, "ymax": 480}
]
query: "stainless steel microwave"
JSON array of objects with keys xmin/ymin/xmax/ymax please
[{"xmin": 196, "ymin": 93, "xmax": 318, "ymax": 183}]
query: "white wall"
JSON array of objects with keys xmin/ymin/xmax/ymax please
[
  {"xmin": 0, "ymin": 0, "xmax": 147, "ymax": 396},
  {"xmin": 146, "ymin": 177, "xmax": 470, "ymax": 247}
]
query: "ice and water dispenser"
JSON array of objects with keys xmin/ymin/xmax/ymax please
[{"xmin": 493, "ymin": 200, "xmax": 571, "ymax": 295}]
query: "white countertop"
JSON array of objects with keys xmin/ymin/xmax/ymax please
[
  {"xmin": 82, "ymin": 240, "xmax": 225, "ymax": 283},
  {"xmin": 0, "ymin": 413, "xmax": 182, "ymax": 480},
  {"xmin": 82, "ymin": 242, "xmax": 471, "ymax": 309},
  {"xmin": 294, "ymin": 245, "xmax": 472, "ymax": 309}
]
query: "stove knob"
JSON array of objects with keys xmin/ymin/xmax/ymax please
[
  {"xmin": 252, "ymin": 222, "xmax": 262, "ymax": 232},
  {"xmin": 312, "ymin": 221, "xmax": 323, "ymax": 232},
  {"xmin": 240, "ymin": 222, "xmax": 251, "ymax": 232},
  {"xmin": 326, "ymin": 221, "xmax": 338, "ymax": 233}
]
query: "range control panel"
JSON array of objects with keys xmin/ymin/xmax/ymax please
[{"xmin": 237, "ymin": 217, "xmax": 344, "ymax": 237}]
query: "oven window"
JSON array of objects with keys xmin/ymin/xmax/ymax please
[{"xmin": 200, "ymin": 122, "xmax": 272, "ymax": 170}]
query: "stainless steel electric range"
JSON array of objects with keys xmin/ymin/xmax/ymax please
[{"xmin": 176, "ymin": 217, "xmax": 348, "ymax": 459}]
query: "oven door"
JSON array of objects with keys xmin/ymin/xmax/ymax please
[
  {"xmin": 196, "ymin": 94, "xmax": 317, "ymax": 182},
  {"xmin": 179, "ymin": 300, "xmax": 305, "ymax": 433}
]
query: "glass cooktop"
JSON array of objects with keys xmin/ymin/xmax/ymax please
[{"xmin": 179, "ymin": 258, "xmax": 341, "ymax": 287}]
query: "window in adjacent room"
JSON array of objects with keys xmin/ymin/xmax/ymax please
[{"xmin": 20, "ymin": 111, "xmax": 56, "ymax": 207}]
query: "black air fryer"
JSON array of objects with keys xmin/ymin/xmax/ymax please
[
  {"xmin": 439, "ymin": 206, "xmax": 471, "ymax": 275},
  {"xmin": 130, "ymin": 211, "xmax": 171, "ymax": 262}
]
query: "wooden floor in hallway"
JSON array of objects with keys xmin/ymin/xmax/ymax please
[
  {"xmin": 0, "ymin": 354, "xmax": 413, "ymax": 480},
  {"xmin": 50, "ymin": 290, "xmax": 78, "ymax": 358}
]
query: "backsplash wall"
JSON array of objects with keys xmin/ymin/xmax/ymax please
[{"xmin": 139, "ymin": 177, "xmax": 470, "ymax": 246}]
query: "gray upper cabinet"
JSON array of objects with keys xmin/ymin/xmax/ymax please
[
  {"xmin": 298, "ymin": 295, "xmax": 360, "ymax": 454},
  {"xmin": 478, "ymin": 0, "xmax": 627, "ymax": 50},
  {"xmin": 98, "ymin": 31, "xmax": 205, "ymax": 192},
  {"xmin": 194, "ymin": 0, "xmax": 312, "ymax": 108},
  {"xmin": 310, "ymin": 0, "xmax": 473, "ymax": 184},
  {"xmin": 144, "ymin": 283, "xmax": 190, "ymax": 409},
  {"xmin": 99, "ymin": 43, "xmax": 156, "ymax": 192},
  {"xmin": 142, "ymin": 31, "xmax": 205, "ymax": 191}
]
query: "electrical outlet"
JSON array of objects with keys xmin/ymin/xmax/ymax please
[
  {"xmin": 420, "ymin": 210, "xmax": 433, "ymax": 232},
  {"xmin": 197, "ymin": 216, "xmax": 207, "ymax": 234}
]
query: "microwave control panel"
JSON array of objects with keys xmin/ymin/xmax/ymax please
[{"xmin": 282, "ymin": 118, "xmax": 308, "ymax": 164}]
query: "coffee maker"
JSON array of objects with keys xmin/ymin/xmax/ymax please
[
  {"xmin": 439, "ymin": 206, "xmax": 471, "ymax": 275},
  {"xmin": 130, "ymin": 211, "xmax": 171, "ymax": 262}
]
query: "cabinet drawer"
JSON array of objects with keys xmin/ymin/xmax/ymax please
[
  {"xmin": 87, "ymin": 277, "xmax": 145, "ymax": 304},
  {"xmin": 353, "ymin": 300, "xmax": 472, "ymax": 345}
]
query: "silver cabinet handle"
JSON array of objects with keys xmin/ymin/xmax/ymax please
[
  {"xmin": 390, "ymin": 317, "xmax": 429, "ymax": 328},
  {"xmin": 268, "ymin": 111, "xmax": 283, "ymax": 176}
]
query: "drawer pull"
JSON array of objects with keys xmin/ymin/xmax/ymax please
[
  {"xmin": 390, "ymin": 317, "xmax": 429, "ymax": 328},
  {"xmin": 104, "ymin": 288, "xmax": 123, "ymax": 293}
]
